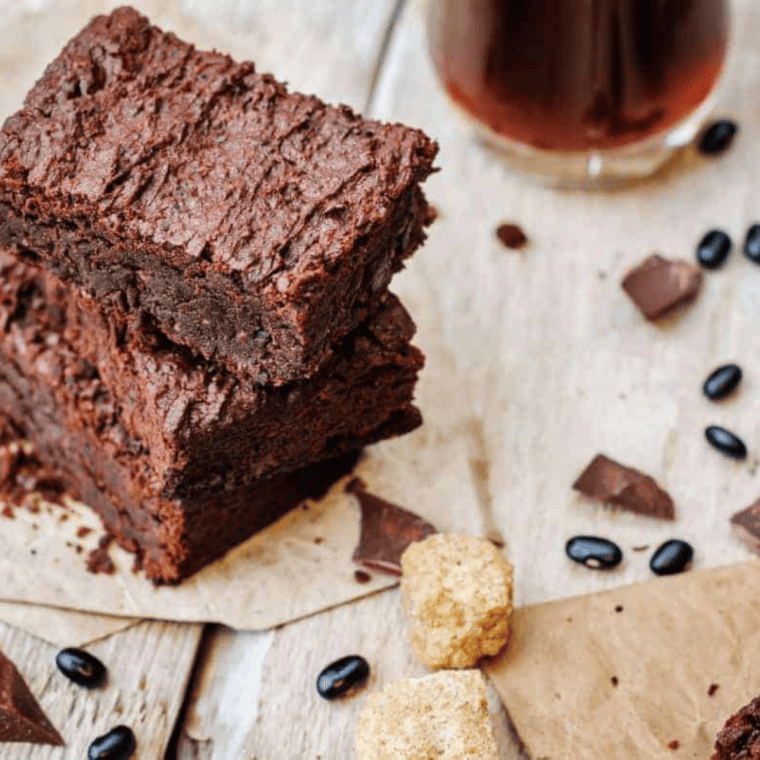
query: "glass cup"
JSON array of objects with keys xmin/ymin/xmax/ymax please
[{"xmin": 428, "ymin": 0, "xmax": 730, "ymax": 187}]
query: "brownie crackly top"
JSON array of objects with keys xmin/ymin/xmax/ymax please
[{"xmin": 0, "ymin": 6, "xmax": 437, "ymax": 276}]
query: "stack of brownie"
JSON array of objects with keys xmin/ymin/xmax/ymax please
[{"xmin": 0, "ymin": 7, "xmax": 437, "ymax": 583}]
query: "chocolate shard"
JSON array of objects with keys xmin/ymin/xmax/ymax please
[
  {"xmin": 621, "ymin": 254, "xmax": 702, "ymax": 321},
  {"xmin": 573, "ymin": 454, "xmax": 675, "ymax": 520},
  {"xmin": 730, "ymin": 498, "xmax": 760, "ymax": 552},
  {"xmin": 347, "ymin": 478, "xmax": 437, "ymax": 575},
  {"xmin": 0, "ymin": 649, "xmax": 64, "ymax": 745}
]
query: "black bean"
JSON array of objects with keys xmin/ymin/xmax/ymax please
[
  {"xmin": 55, "ymin": 648, "xmax": 106, "ymax": 688},
  {"xmin": 703, "ymin": 364, "xmax": 742, "ymax": 400},
  {"xmin": 705, "ymin": 425, "xmax": 748, "ymax": 459},
  {"xmin": 87, "ymin": 726, "xmax": 136, "ymax": 760},
  {"xmin": 696, "ymin": 229, "xmax": 732, "ymax": 269},
  {"xmin": 565, "ymin": 536, "xmax": 622, "ymax": 570},
  {"xmin": 316, "ymin": 655, "xmax": 370, "ymax": 700},
  {"xmin": 744, "ymin": 224, "xmax": 760, "ymax": 264},
  {"xmin": 650, "ymin": 539, "xmax": 694, "ymax": 576},
  {"xmin": 697, "ymin": 120, "xmax": 738, "ymax": 155}
]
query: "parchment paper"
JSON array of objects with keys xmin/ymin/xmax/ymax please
[
  {"xmin": 0, "ymin": 602, "xmax": 139, "ymax": 648},
  {"xmin": 485, "ymin": 561, "xmax": 760, "ymax": 759}
]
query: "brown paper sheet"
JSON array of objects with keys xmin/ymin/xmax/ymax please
[
  {"xmin": 0, "ymin": 602, "xmax": 139, "ymax": 648},
  {"xmin": 485, "ymin": 561, "xmax": 760, "ymax": 759}
]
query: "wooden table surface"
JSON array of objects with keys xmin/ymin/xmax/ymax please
[{"xmin": 1, "ymin": 0, "xmax": 759, "ymax": 757}]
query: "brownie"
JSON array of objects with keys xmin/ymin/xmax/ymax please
[
  {"xmin": 713, "ymin": 695, "xmax": 760, "ymax": 759},
  {"xmin": 0, "ymin": 6, "xmax": 438, "ymax": 385},
  {"xmin": 0, "ymin": 250, "xmax": 422, "ymax": 582},
  {"xmin": 0, "ymin": 249, "xmax": 423, "ymax": 491}
]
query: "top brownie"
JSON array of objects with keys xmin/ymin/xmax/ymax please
[{"xmin": 0, "ymin": 6, "xmax": 437, "ymax": 384}]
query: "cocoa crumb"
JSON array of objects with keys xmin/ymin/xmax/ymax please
[
  {"xmin": 496, "ymin": 223, "xmax": 528, "ymax": 250},
  {"xmin": 76, "ymin": 526, "xmax": 92, "ymax": 538},
  {"xmin": 667, "ymin": 740, "xmax": 680, "ymax": 750},
  {"xmin": 85, "ymin": 535, "xmax": 116, "ymax": 575},
  {"xmin": 614, "ymin": 605, "xmax": 624, "ymax": 612},
  {"xmin": 354, "ymin": 570, "xmax": 372, "ymax": 584},
  {"xmin": 1, "ymin": 505, "xmax": 14, "ymax": 519},
  {"xmin": 708, "ymin": 683, "xmax": 719, "ymax": 697},
  {"xmin": 610, "ymin": 676, "xmax": 618, "ymax": 686}
]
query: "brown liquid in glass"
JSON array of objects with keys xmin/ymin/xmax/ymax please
[{"xmin": 431, "ymin": 0, "xmax": 728, "ymax": 151}]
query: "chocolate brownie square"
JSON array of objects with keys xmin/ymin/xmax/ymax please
[
  {"xmin": 0, "ymin": 6, "xmax": 438, "ymax": 385},
  {"xmin": 0, "ymin": 250, "xmax": 423, "ymax": 582}
]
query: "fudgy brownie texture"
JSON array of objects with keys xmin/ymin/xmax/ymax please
[
  {"xmin": 0, "ymin": 250, "xmax": 422, "ymax": 582},
  {"xmin": 0, "ymin": 6, "xmax": 438, "ymax": 385},
  {"xmin": 713, "ymin": 695, "xmax": 760, "ymax": 759},
  {"xmin": 0, "ymin": 249, "xmax": 423, "ymax": 493}
]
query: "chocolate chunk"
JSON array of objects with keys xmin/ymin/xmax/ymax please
[
  {"xmin": 573, "ymin": 454, "xmax": 675, "ymax": 520},
  {"xmin": 495, "ymin": 223, "xmax": 528, "ymax": 250},
  {"xmin": 0, "ymin": 649, "xmax": 64, "ymax": 745},
  {"xmin": 705, "ymin": 426, "xmax": 748, "ymax": 459},
  {"xmin": 565, "ymin": 535, "xmax": 623, "ymax": 570},
  {"xmin": 713, "ymin": 694, "xmax": 760, "ymax": 759},
  {"xmin": 730, "ymin": 498, "xmax": 760, "ymax": 552},
  {"xmin": 348, "ymin": 480, "xmax": 437, "ymax": 576},
  {"xmin": 698, "ymin": 119, "xmax": 738, "ymax": 155},
  {"xmin": 621, "ymin": 254, "xmax": 702, "ymax": 321}
]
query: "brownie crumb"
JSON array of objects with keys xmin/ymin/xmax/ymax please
[
  {"xmin": 85, "ymin": 535, "xmax": 116, "ymax": 575},
  {"xmin": 496, "ymin": 223, "xmax": 528, "ymax": 250},
  {"xmin": 667, "ymin": 739, "xmax": 680, "ymax": 750},
  {"xmin": 354, "ymin": 570, "xmax": 372, "ymax": 584},
  {"xmin": 611, "ymin": 676, "xmax": 619, "ymax": 686},
  {"xmin": 1, "ymin": 505, "xmax": 13, "ymax": 519},
  {"xmin": 76, "ymin": 526, "xmax": 93, "ymax": 538},
  {"xmin": 708, "ymin": 684, "xmax": 720, "ymax": 697},
  {"xmin": 615, "ymin": 605, "xmax": 624, "ymax": 613}
]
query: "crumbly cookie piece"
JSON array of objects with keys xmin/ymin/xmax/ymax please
[
  {"xmin": 400, "ymin": 534, "xmax": 513, "ymax": 669},
  {"xmin": 355, "ymin": 670, "xmax": 498, "ymax": 760}
]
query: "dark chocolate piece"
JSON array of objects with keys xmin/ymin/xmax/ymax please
[
  {"xmin": 316, "ymin": 655, "xmax": 370, "ymax": 700},
  {"xmin": 698, "ymin": 120, "xmax": 738, "ymax": 155},
  {"xmin": 649, "ymin": 539, "xmax": 693, "ymax": 576},
  {"xmin": 348, "ymin": 479, "xmax": 437, "ymax": 575},
  {"xmin": 87, "ymin": 725, "xmax": 135, "ymax": 760},
  {"xmin": 565, "ymin": 536, "xmax": 622, "ymax": 570},
  {"xmin": 704, "ymin": 364, "xmax": 742, "ymax": 400},
  {"xmin": 696, "ymin": 229, "xmax": 732, "ymax": 269},
  {"xmin": 0, "ymin": 7, "xmax": 438, "ymax": 385},
  {"xmin": 0, "ymin": 649, "xmax": 63, "ymax": 745},
  {"xmin": 573, "ymin": 454, "xmax": 675, "ymax": 520},
  {"xmin": 705, "ymin": 426, "xmax": 747, "ymax": 459},
  {"xmin": 621, "ymin": 254, "xmax": 702, "ymax": 321},
  {"xmin": 495, "ymin": 223, "xmax": 528, "ymax": 250},
  {"xmin": 713, "ymin": 694, "xmax": 760, "ymax": 759},
  {"xmin": 730, "ymin": 498, "xmax": 760, "ymax": 553}
]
